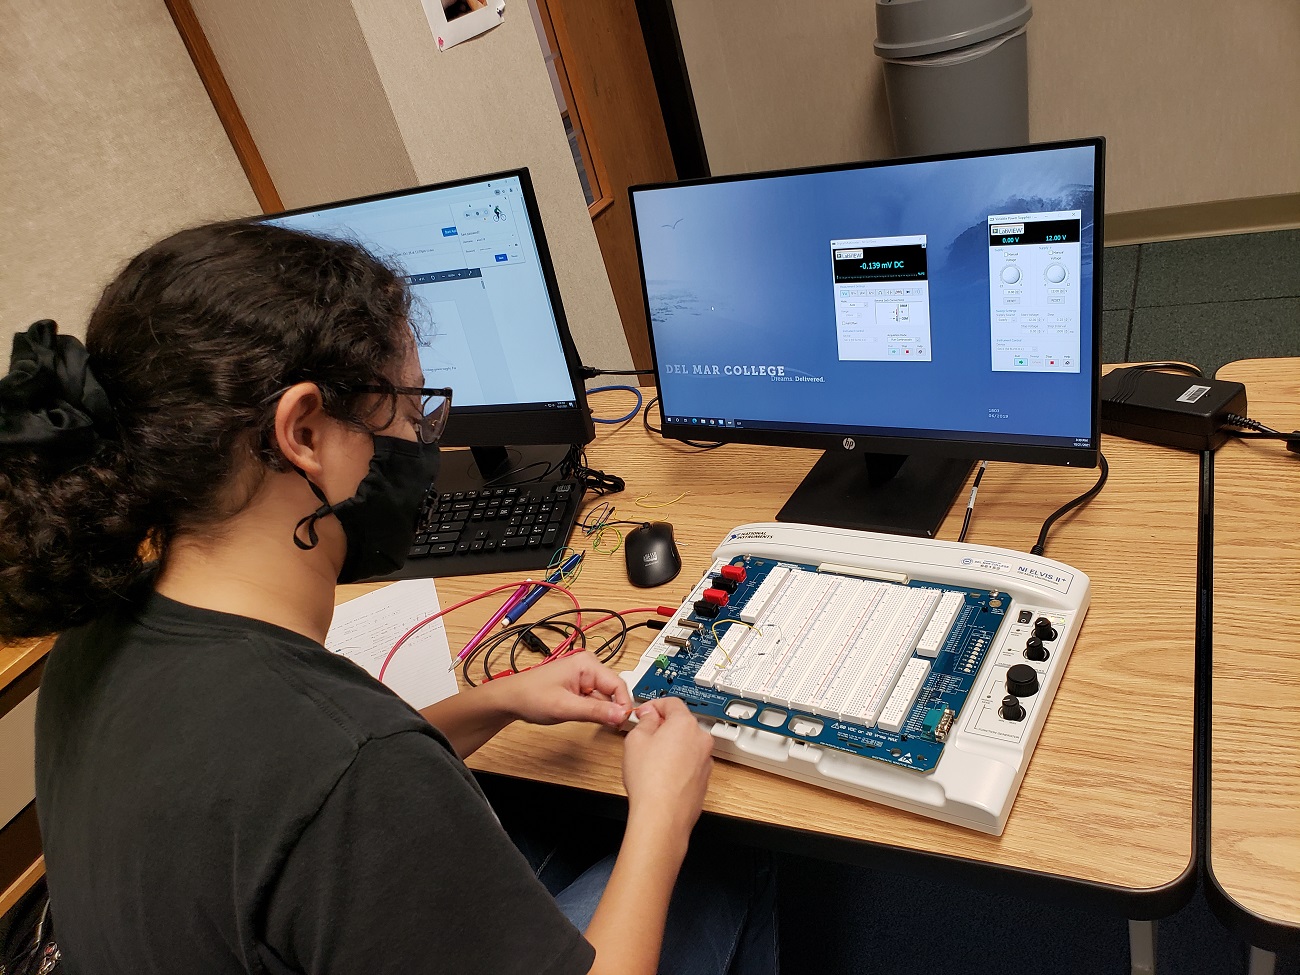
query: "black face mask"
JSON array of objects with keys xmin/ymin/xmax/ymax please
[{"xmin": 293, "ymin": 435, "xmax": 440, "ymax": 583}]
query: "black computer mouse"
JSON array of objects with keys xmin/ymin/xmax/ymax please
[{"xmin": 624, "ymin": 521, "xmax": 682, "ymax": 588}]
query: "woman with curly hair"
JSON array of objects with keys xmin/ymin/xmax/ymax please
[{"xmin": 0, "ymin": 221, "xmax": 775, "ymax": 975}]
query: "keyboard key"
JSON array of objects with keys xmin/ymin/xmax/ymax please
[
  {"xmin": 501, "ymin": 536, "xmax": 528, "ymax": 550},
  {"xmin": 457, "ymin": 540, "xmax": 471, "ymax": 553},
  {"xmin": 471, "ymin": 541, "xmax": 484, "ymax": 552},
  {"xmin": 408, "ymin": 544, "xmax": 431, "ymax": 557},
  {"xmin": 431, "ymin": 543, "xmax": 455, "ymax": 556},
  {"xmin": 542, "ymin": 527, "xmax": 559, "ymax": 547},
  {"xmin": 428, "ymin": 532, "xmax": 459, "ymax": 545}
]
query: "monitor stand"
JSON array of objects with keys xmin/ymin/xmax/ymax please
[
  {"xmin": 435, "ymin": 444, "xmax": 574, "ymax": 491},
  {"xmin": 776, "ymin": 451, "xmax": 974, "ymax": 538}
]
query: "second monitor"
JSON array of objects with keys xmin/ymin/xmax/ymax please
[{"xmin": 630, "ymin": 139, "xmax": 1104, "ymax": 538}]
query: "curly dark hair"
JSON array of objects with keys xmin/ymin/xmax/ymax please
[{"xmin": 0, "ymin": 221, "xmax": 413, "ymax": 639}]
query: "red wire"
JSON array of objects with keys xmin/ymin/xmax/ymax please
[
  {"xmin": 541, "ymin": 606, "xmax": 675, "ymax": 663},
  {"xmin": 376, "ymin": 580, "xmax": 581, "ymax": 683}
]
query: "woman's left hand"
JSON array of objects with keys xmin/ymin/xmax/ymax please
[{"xmin": 499, "ymin": 651, "xmax": 634, "ymax": 729}]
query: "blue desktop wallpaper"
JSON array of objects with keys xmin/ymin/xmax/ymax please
[{"xmin": 633, "ymin": 146, "xmax": 1098, "ymax": 445}]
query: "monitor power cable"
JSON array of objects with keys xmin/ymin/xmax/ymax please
[
  {"xmin": 579, "ymin": 365, "xmax": 655, "ymax": 379},
  {"xmin": 1221, "ymin": 413, "xmax": 1300, "ymax": 454},
  {"xmin": 1030, "ymin": 453, "xmax": 1109, "ymax": 557},
  {"xmin": 642, "ymin": 395, "xmax": 724, "ymax": 450}
]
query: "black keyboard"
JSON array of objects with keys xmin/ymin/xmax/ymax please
[{"xmin": 385, "ymin": 480, "xmax": 586, "ymax": 580}]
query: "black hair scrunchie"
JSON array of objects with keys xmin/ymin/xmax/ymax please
[{"xmin": 0, "ymin": 320, "xmax": 116, "ymax": 452}]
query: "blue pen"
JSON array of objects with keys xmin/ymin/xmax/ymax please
[{"xmin": 502, "ymin": 552, "xmax": 584, "ymax": 627}]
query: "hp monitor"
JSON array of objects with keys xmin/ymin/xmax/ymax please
[{"xmin": 630, "ymin": 139, "xmax": 1104, "ymax": 537}]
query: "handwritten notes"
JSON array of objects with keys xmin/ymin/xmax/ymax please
[{"xmin": 326, "ymin": 580, "xmax": 457, "ymax": 710}]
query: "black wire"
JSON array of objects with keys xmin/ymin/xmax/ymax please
[
  {"xmin": 565, "ymin": 445, "xmax": 626, "ymax": 495},
  {"xmin": 642, "ymin": 396, "xmax": 724, "ymax": 450},
  {"xmin": 1030, "ymin": 453, "xmax": 1110, "ymax": 557},
  {"xmin": 1126, "ymin": 361, "xmax": 1204, "ymax": 377},
  {"xmin": 585, "ymin": 367, "xmax": 656, "ymax": 377},
  {"xmin": 462, "ymin": 608, "xmax": 639, "ymax": 685},
  {"xmin": 956, "ymin": 461, "xmax": 987, "ymax": 544}
]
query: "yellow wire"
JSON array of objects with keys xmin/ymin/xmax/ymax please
[
  {"xmin": 634, "ymin": 492, "xmax": 686, "ymax": 509},
  {"xmin": 708, "ymin": 618, "xmax": 761, "ymax": 664},
  {"xmin": 545, "ymin": 546, "xmax": 584, "ymax": 588},
  {"xmin": 591, "ymin": 525, "xmax": 623, "ymax": 555}
]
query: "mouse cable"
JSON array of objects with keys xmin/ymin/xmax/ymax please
[
  {"xmin": 1030, "ymin": 453, "xmax": 1109, "ymax": 558},
  {"xmin": 642, "ymin": 395, "xmax": 724, "ymax": 450}
]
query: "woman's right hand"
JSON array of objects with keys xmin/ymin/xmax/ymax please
[{"xmin": 621, "ymin": 697, "xmax": 715, "ymax": 841}]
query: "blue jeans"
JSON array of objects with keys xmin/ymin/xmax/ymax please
[{"xmin": 506, "ymin": 817, "xmax": 779, "ymax": 975}]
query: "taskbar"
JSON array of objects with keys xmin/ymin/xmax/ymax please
[{"xmin": 661, "ymin": 414, "xmax": 1090, "ymax": 451}]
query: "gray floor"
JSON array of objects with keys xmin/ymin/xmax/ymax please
[
  {"xmin": 780, "ymin": 229, "xmax": 1300, "ymax": 975},
  {"xmin": 1102, "ymin": 228, "xmax": 1300, "ymax": 376}
]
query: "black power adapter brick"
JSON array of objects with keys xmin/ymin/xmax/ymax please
[{"xmin": 1100, "ymin": 367, "xmax": 1247, "ymax": 451}]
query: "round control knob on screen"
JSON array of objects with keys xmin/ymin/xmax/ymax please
[
  {"xmin": 1006, "ymin": 663, "xmax": 1040, "ymax": 697},
  {"xmin": 1033, "ymin": 616, "xmax": 1058, "ymax": 641},
  {"xmin": 1000, "ymin": 265, "xmax": 1021, "ymax": 285},
  {"xmin": 1024, "ymin": 637, "xmax": 1049, "ymax": 661},
  {"xmin": 1045, "ymin": 264, "xmax": 1068, "ymax": 284}
]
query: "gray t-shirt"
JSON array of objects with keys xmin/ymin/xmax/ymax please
[{"xmin": 35, "ymin": 590, "xmax": 595, "ymax": 975}]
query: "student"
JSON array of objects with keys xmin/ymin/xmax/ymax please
[{"xmin": 0, "ymin": 222, "xmax": 776, "ymax": 974}]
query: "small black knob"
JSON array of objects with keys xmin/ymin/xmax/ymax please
[
  {"xmin": 1033, "ymin": 616, "xmax": 1058, "ymax": 641},
  {"xmin": 1006, "ymin": 663, "xmax": 1039, "ymax": 697},
  {"xmin": 1024, "ymin": 637, "xmax": 1049, "ymax": 661},
  {"xmin": 1000, "ymin": 695, "xmax": 1026, "ymax": 721}
]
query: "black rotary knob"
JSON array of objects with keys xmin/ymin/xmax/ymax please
[
  {"xmin": 1006, "ymin": 663, "xmax": 1039, "ymax": 697},
  {"xmin": 1000, "ymin": 695, "xmax": 1026, "ymax": 721},
  {"xmin": 1024, "ymin": 637, "xmax": 1049, "ymax": 661},
  {"xmin": 1033, "ymin": 616, "xmax": 1058, "ymax": 641}
]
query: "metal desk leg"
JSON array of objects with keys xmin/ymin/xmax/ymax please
[
  {"xmin": 1248, "ymin": 947, "xmax": 1276, "ymax": 975},
  {"xmin": 1129, "ymin": 919, "xmax": 1157, "ymax": 975}
]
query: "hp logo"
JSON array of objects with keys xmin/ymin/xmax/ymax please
[{"xmin": 842, "ymin": 438, "xmax": 856, "ymax": 450}]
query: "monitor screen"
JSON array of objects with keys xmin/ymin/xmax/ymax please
[
  {"xmin": 630, "ymin": 139, "xmax": 1104, "ymax": 536},
  {"xmin": 262, "ymin": 169, "xmax": 593, "ymax": 451}
]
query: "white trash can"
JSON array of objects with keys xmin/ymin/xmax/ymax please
[{"xmin": 875, "ymin": 0, "xmax": 1032, "ymax": 156}]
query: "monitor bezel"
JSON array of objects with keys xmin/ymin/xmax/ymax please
[
  {"xmin": 256, "ymin": 167, "xmax": 595, "ymax": 449},
  {"xmin": 629, "ymin": 138, "xmax": 1104, "ymax": 469}
]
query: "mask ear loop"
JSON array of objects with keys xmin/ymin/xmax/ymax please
[{"xmin": 292, "ymin": 467, "xmax": 339, "ymax": 551}]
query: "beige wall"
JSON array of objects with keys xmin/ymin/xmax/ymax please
[
  {"xmin": 190, "ymin": 0, "xmax": 632, "ymax": 370},
  {"xmin": 675, "ymin": 0, "xmax": 1300, "ymax": 214},
  {"xmin": 1, "ymin": 0, "xmax": 258, "ymax": 347}
]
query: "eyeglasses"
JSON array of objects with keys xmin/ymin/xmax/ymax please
[{"xmin": 354, "ymin": 384, "xmax": 454, "ymax": 445}]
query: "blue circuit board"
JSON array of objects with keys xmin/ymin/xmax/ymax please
[{"xmin": 632, "ymin": 555, "xmax": 1009, "ymax": 772}]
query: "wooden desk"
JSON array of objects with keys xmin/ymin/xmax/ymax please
[
  {"xmin": 0, "ymin": 637, "xmax": 49, "ymax": 917},
  {"xmin": 364, "ymin": 395, "xmax": 1199, "ymax": 956},
  {"xmin": 1209, "ymin": 358, "xmax": 1300, "ymax": 962}
]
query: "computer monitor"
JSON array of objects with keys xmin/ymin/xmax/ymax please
[
  {"xmin": 630, "ymin": 138, "xmax": 1104, "ymax": 537},
  {"xmin": 261, "ymin": 168, "xmax": 594, "ymax": 486}
]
